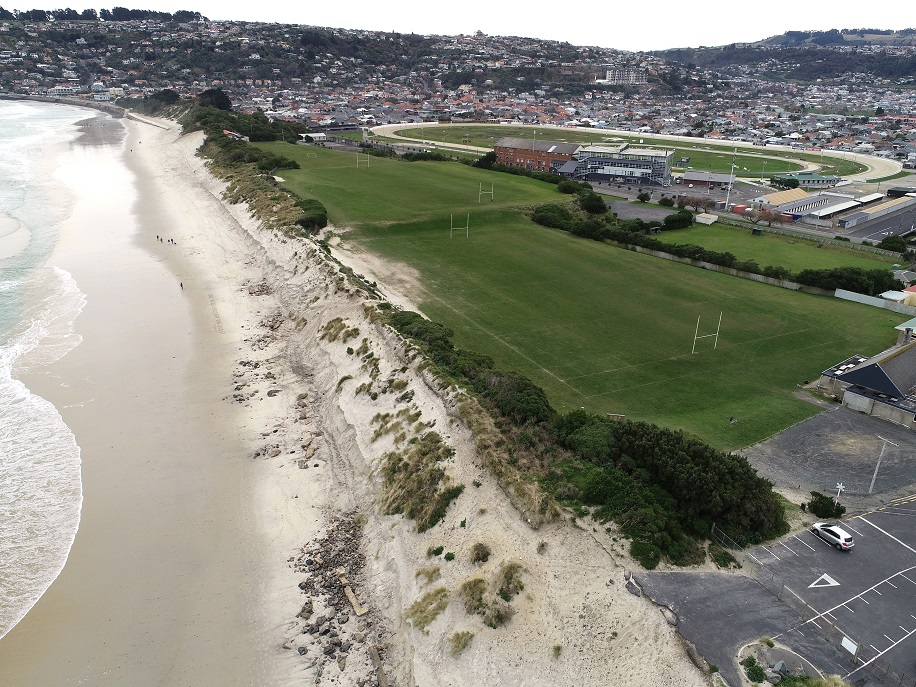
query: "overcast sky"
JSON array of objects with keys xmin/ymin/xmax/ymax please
[{"xmin": 12, "ymin": 1, "xmax": 915, "ymax": 52}]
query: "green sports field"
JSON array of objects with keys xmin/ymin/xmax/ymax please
[
  {"xmin": 258, "ymin": 142, "xmax": 902, "ymax": 451},
  {"xmin": 654, "ymin": 222, "xmax": 896, "ymax": 273}
]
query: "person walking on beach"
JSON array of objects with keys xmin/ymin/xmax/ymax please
[{"xmin": 180, "ymin": 282, "xmax": 183, "ymax": 289}]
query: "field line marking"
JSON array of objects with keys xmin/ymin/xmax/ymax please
[
  {"xmin": 858, "ymin": 516, "xmax": 916, "ymax": 554},
  {"xmin": 413, "ymin": 284, "xmax": 588, "ymax": 397}
]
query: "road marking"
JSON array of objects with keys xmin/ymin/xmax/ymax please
[
  {"xmin": 902, "ymin": 626, "xmax": 910, "ymax": 633},
  {"xmin": 843, "ymin": 522, "xmax": 863, "ymax": 537},
  {"xmin": 809, "ymin": 573, "xmax": 840, "ymax": 588},
  {"xmin": 775, "ymin": 565, "xmax": 916, "ymax": 639},
  {"xmin": 872, "ymin": 588, "xmax": 883, "ymax": 596},
  {"xmin": 844, "ymin": 605, "xmax": 854, "ymax": 613},
  {"xmin": 903, "ymin": 575, "xmax": 916, "ymax": 585},
  {"xmin": 859, "ymin": 516, "xmax": 916, "ymax": 554},
  {"xmin": 884, "ymin": 634, "xmax": 893, "ymax": 642},
  {"xmin": 887, "ymin": 581, "xmax": 897, "ymax": 589},
  {"xmin": 746, "ymin": 552, "xmax": 763, "ymax": 565},
  {"xmin": 764, "ymin": 547, "xmax": 781, "ymax": 561},
  {"xmin": 793, "ymin": 535, "xmax": 815, "ymax": 551},
  {"xmin": 825, "ymin": 611, "xmax": 837, "ymax": 620},
  {"xmin": 779, "ymin": 541, "xmax": 798, "ymax": 555}
]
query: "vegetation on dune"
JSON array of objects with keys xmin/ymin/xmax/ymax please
[
  {"xmin": 380, "ymin": 431, "xmax": 465, "ymax": 533},
  {"xmin": 384, "ymin": 308, "xmax": 789, "ymax": 568}
]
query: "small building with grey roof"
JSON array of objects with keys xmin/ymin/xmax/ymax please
[{"xmin": 818, "ymin": 333, "xmax": 916, "ymax": 430}]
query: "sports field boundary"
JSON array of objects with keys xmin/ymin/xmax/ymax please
[
  {"xmin": 605, "ymin": 240, "xmax": 836, "ymax": 297},
  {"xmin": 715, "ymin": 217, "xmax": 901, "ymax": 257}
]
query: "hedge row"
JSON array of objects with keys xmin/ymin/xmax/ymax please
[{"xmin": 532, "ymin": 204, "xmax": 899, "ymax": 297}]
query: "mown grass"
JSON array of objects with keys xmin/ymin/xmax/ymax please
[
  {"xmin": 256, "ymin": 141, "xmax": 561, "ymax": 227},
  {"xmin": 654, "ymin": 223, "xmax": 896, "ymax": 272},
  {"xmin": 256, "ymin": 144, "xmax": 900, "ymax": 451},
  {"xmin": 347, "ymin": 212, "xmax": 900, "ymax": 451}
]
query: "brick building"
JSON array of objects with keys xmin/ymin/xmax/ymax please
[{"xmin": 494, "ymin": 137, "xmax": 580, "ymax": 173}]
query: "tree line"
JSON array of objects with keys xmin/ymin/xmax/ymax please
[{"xmin": 0, "ymin": 7, "xmax": 203, "ymax": 21}]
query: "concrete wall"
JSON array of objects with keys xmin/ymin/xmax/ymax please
[{"xmin": 835, "ymin": 289, "xmax": 916, "ymax": 316}]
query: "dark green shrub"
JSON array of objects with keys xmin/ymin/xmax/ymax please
[
  {"xmin": 630, "ymin": 540, "xmax": 662, "ymax": 569},
  {"xmin": 659, "ymin": 196, "xmax": 675, "ymax": 207},
  {"xmin": 807, "ymin": 491, "xmax": 846, "ymax": 519}
]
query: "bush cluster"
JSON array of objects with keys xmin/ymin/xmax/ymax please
[
  {"xmin": 806, "ymin": 491, "xmax": 846, "ymax": 519},
  {"xmin": 294, "ymin": 198, "xmax": 328, "ymax": 232},
  {"xmin": 548, "ymin": 411, "xmax": 788, "ymax": 568},
  {"xmin": 385, "ymin": 310, "xmax": 789, "ymax": 568}
]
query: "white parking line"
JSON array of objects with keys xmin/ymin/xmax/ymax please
[
  {"xmin": 843, "ymin": 521, "xmax": 864, "ymax": 537},
  {"xmin": 903, "ymin": 575, "xmax": 916, "ymax": 585},
  {"xmin": 779, "ymin": 541, "xmax": 798, "ymax": 555},
  {"xmin": 872, "ymin": 588, "xmax": 883, "ymax": 596},
  {"xmin": 901, "ymin": 626, "xmax": 910, "ymax": 633},
  {"xmin": 793, "ymin": 535, "xmax": 815, "ymax": 551},
  {"xmin": 887, "ymin": 581, "xmax": 898, "ymax": 589},
  {"xmin": 764, "ymin": 547, "xmax": 780, "ymax": 561},
  {"xmin": 844, "ymin": 605, "xmax": 854, "ymax": 613},
  {"xmin": 859, "ymin": 517, "xmax": 916, "ymax": 554},
  {"xmin": 746, "ymin": 552, "xmax": 763, "ymax": 565}
]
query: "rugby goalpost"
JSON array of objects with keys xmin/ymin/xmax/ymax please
[
  {"xmin": 479, "ymin": 182, "xmax": 494, "ymax": 203},
  {"xmin": 356, "ymin": 153, "xmax": 371, "ymax": 168},
  {"xmin": 691, "ymin": 312, "xmax": 722, "ymax": 354},
  {"xmin": 450, "ymin": 214, "xmax": 469, "ymax": 238}
]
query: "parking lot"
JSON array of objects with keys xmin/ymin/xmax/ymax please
[{"xmin": 749, "ymin": 499, "xmax": 916, "ymax": 683}]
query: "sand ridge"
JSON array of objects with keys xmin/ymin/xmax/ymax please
[{"xmin": 128, "ymin": 117, "xmax": 713, "ymax": 686}]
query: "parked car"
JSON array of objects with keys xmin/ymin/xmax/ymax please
[{"xmin": 811, "ymin": 522, "xmax": 854, "ymax": 550}]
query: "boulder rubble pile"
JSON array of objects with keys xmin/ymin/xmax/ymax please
[{"xmin": 286, "ymin": 512, "xmax": 390, "ymax": 686}]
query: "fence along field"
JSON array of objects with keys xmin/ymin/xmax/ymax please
[{"xmin": 258, "ymin": 142, "xmax": 902, "ymax": 451}]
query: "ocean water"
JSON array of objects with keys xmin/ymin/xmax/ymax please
[{"xmin": 0, "ymin": 101, "xmax": 90, "ymax": 639}]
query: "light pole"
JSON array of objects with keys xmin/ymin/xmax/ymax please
[
  {"xmin": 724, "ymin": 163, "xmax": 738, "ymax": 211},
  {"xmin": 869, "ymin": 435, "xmax": 898, "ymax": 495},
  {"xmin": 835, "ymin": 483, "xmax": 845, "ymax": 505}
]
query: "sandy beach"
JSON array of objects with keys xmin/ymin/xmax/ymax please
[{"xmin": 0, "ymin": 111, "xmax": 714, "ymax": 686}]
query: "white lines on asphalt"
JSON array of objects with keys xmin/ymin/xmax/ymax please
[
  {"xmin": 859, "ymin": 516, "xmax": 916, "ymax": 554},
  {"xmin": 746, "ymin": 552, "xmax": 763, "ymax": 565},
  {"xmin": 845, "ymin": 626, "xmax": 916, "ymax": 682},
  {"xmin": 844, "ymin": 605, "xmax": 854, "ymax": 613},
  {"xmin": 887, "ymin": 581, "xmax": 898, "ymax": 589},
  {"xmin": 825, "ymin": 611, "xmax": 837, "ymax": 621},
  {"xmin": 873, "ymin": 588, "xmax": 883, "ymax": 596},
  {"xmin": 901, "ymin": 626, "xmax": 911, "ymax": 633},
  {"xmin": 843, "ymin": 521, "xmax": 863, "ymax": 537},
  {"xmin": 764, "ymin": 547, "xmax": 781, "ymax": 561},
  {"xmin": 793, "ymin": 535, "xmax": 815, "ymax": 551},
  {"xmin": 779, "ymin": 541, "xmax": 798, "ymax": 555},
  {"xmin": 885, "ymin": 634, "xmax": 893, "ymax": 642},
  {"xmin": 803, "ymin": 565, "xmax": 916, "ymax": 628},
  {"xmin": 903, "ymin": 575, "xmax": 916, "ymax": 585}
]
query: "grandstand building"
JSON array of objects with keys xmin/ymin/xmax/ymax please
[
  {"xmin": 558, "ymin": 144, "xmax": 674, "ymax": 186},
  {"xmin": 493, "ymin": 137, "xmax": 580, "ymax": 173}
]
